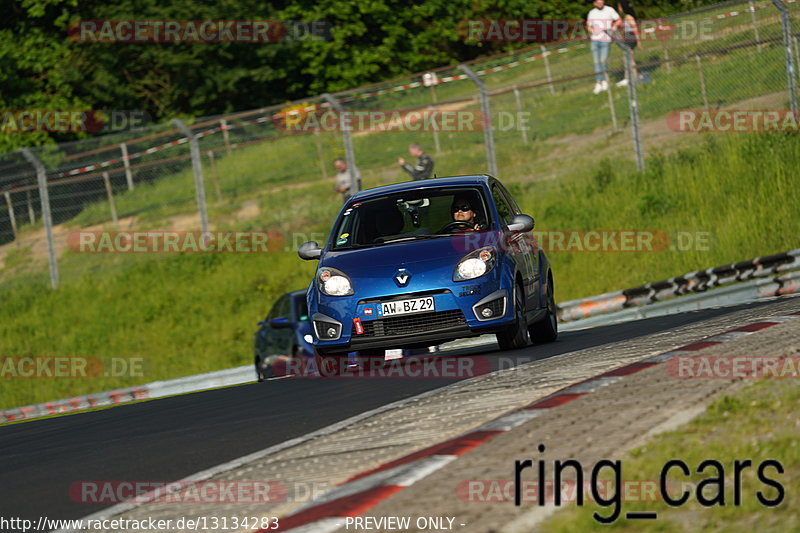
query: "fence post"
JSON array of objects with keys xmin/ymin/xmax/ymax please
[
  {"xmin": 540, "ymin": 45, "xmax": 556, "ymax": 95},
  {"xmin": 458, "ymin": 64, "xmax": 498, "ymax": 176},
  {"xmin": 102, "ymin": 172, "xmax": 119, "ymax": 225},
  {"xmin": 619, "ymin": 43, "xmax": 644, "ymax": 172},
  {"xmin": 20, "ymin": 148, "xmax": 58, "ymax": 289},
  {"xmin": 313, "ymin": 130, "xmax": 328, "ymax": 180},
  {"xmin": 603, "ymin": 71, "xmax": 619, "ymax": 132},
  {"xmin": 220, "ymin": 119, "xmax": 232, "ymax": 155},
  {"xmin": 770, "ymin": 0, "xmax": 798, "ymax": 117},
  {"xmin": 207, "ymin": 150, "xmax": 223, "ymax": 202},
  {"xmin": 794, "ymin": 36, "xmax": 800, "ymax": 86},
  {"xmin": 513, "ymin": 86, "xmax": 529, "ymax": 145},
  {"xmin": 120, "ymin": 143, "xmax": 134, "ymax": 191},
  {"xmin": 748, "ymin": 1, "xmax": 762, "ymax": 52},
  {"xmin": 695, "ymin": 55, "xmax": 710, "ymax": 110},
  {"xmin": 172, "ymin": 119, "xmax": 210, "ymax": 234},
  {"xmin": 321, "ymin": 93, "xmax": 359, "ymax": 193},
  {"xmin": 426, "ymin": 78, "xmax": 442, "ymax": 155},
  {"xmin": 664, "ymin": 47, "xmax": 671, "ymax": 75},
  {"xmin": 4, "ymin": 192, "xmax": 17, "ymax": 240},
  {"xmin": 26, "ymin": 190, "xmax": 35, "ymax": 224}
]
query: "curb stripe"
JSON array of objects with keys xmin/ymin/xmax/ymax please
[
  {"xmin": 524, "ymin": 392, "xmax": 586, "ymax": 409},
  {"xmin": 274, "ymin": 485, "xmax": 404, "ymax": 531},
  {"xmin": 345, "ymin": 430, "xmax": 502, "ymax": 483},
  {"xmin": 677, "ymin": 340, "xmax": 723, "ymax": 351},
  {"xmin": 261, "ymin": 312, "xmax": 800, "ymax": 532},
  {"xmin": 732, "ymin": 322, "xmax": 780, "ymax": 332},
  {"xmin": 600, "ymin": 361, "xmax": 659, "ymax": 377}
]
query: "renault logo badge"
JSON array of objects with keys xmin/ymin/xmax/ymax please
[{"xmin": 394, "ymin": 269, "xmax": 411, "ymax": 287}]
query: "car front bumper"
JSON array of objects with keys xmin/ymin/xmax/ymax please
[{"xmin": 311, "ymin": 274, "xmax": 515, "ymax": 354}]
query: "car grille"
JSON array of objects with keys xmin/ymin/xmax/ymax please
[{"xmin": 354, "ymin": 310, "xmax": 467, "ymax": 338}]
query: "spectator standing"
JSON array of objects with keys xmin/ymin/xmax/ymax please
[
  {"xmin": 616, "ymin": 0, "xmax": 640, "ymax": 87},
  {"xmin": 333, "ymin": 158, "xmax": 361, "ymax": 202},
  {"xmin": 586, "ymin": 0, "xmax": 621, "ymax": 94},
  {"xmin": 398, "ymin": 143, "xmax": 434, "ymax": 181}
]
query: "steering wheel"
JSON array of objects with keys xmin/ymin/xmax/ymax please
[{"xmin": 439, "ymin": 221, "xmax": 475, "ymax": 233}]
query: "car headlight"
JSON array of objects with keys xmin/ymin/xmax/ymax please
[
  {"xmin": 303, "ymin": 334, "xmax": 314, "ymax": 344},
  {"xmin": 317, "ymin": 267, "xmax": 354, "ymax": 296},
  {"xmin": 454, "ymin": 247, "xmax": 496, "ymax": 281}
]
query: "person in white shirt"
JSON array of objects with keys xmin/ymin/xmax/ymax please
[{"xmin": 586, "ymin": 0, "xmax": 622, "ymax": 94}]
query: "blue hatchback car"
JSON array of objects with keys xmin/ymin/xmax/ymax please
[
  {"xmin": 298, "ymin": 175, "xmax": 557, "ymax": 366},
  {"xmin": 254, "ymin": 289, "xmax": 315, "ymax": 381}
]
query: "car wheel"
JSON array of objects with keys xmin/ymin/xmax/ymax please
[
  {"xmin": 496, "ymin": 284, "xmax": 529, "ymax": 350},
  {"xmin": 529, "ymin": 274, "xmax": 558, "ymax": 344},
  {"xmin": 255, "ymin": 356, "xmax": 274, "ymax": 382},
  {"xmin": 313, "ymin": 349, "xmax": 347, "ymax": 377}
]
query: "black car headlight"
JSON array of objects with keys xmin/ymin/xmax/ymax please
[
  {"xmin": 453, "ymin": 247, "xmax": 496, "ymax": 282},
  {"xmin": 317, "ymin": 267, "xmax": 354, "ymax": 296}
]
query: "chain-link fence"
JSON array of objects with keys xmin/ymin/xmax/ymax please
[{"xmin": 0, "ymin": 0, "xmax": 797, "ymax": 288}]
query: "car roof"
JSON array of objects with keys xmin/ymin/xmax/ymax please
[{"xmin": 348, "ymin": 175, "xmax": 493, "ymax": 202}]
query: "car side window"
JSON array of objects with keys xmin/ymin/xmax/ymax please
[
  {"xmin": 491, "ymin": 185, "xmax": 515, "ymax": 226},
  {"xmin": 268, "ymin": 295, "xmax": 290, "ymax": 321},
  {"xmin": 497, "ymin": 183, "xmax": 522, "ymax": 215}
]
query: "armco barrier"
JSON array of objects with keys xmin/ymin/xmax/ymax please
[
  {"xmin": 557, "ymin": 248, "xmax": 800, "ymax": 322},
  {"xmin": 0, "ymin": 365, "xmax": 253, "ymax": 424}
]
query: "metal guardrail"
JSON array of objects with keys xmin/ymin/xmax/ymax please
[{"xmin": 557, "ymin": 248, "xmax": 800, "ymax": 322}]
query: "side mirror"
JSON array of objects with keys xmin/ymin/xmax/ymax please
[
  {"xmin": 507, "ymin": 214, "xmax": 535, "ymax": 232},
  {"xmin": 298, "ymin": 241, "xmax": 322, "ymax": 260},
  {"xmin": 268, "ymin": 317, "xmax": 291, "ymax": 329}
]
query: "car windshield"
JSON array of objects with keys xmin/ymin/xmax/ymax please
[{"xmin": 331, "ymin": 187, "xmax": 490, "ymax": 250}]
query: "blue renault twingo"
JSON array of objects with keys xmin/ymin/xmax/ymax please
[{"xmin": 298, "ymin": 175, "xmax": 557, "ymax": 368}]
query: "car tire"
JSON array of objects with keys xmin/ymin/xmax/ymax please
[
  {"xmin": 496, "ymin": 284, "xmax": 529, "ymax": 350},
  {"xmin": 255, "ymin": 356, "xmax": 274, "ymax": 382},
  {"xmin": 529, "ymin": 274, "xmax": 558, "ymax": 344}
]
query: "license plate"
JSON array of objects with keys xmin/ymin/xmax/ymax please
[
  {"xmin": 384, "ymin": 349, "xmax": 403, "ymax": 360},
  {"xmin": 378, "ymin": 296, "xmax": 435, "ymax": 317}
]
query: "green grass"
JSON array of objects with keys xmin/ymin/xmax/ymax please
[
  {"xmin": 1, "ymin": 132, "xmax": 798, "ymax": 411},
  {"xmin": 540, "ymin": 379, "xmax": 800, "ymax": 533}
]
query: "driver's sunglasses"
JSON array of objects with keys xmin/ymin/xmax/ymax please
[{"xmin": 452, "ymin": 205, "xmax": 473, "ymax": 212}]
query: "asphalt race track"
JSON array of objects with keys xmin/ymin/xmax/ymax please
[{"xmin": 0, "ymin": 300, "xmax": 783, "ymax": 526}]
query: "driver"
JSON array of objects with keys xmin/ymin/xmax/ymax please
[{"xmin": 450, "ymin": 196, "xmax": 484, "ymax": 231}]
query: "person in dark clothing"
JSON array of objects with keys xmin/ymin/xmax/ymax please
[{"xmin": 397, "ymin": 143, "xmax": 434, "ymax": 181}]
